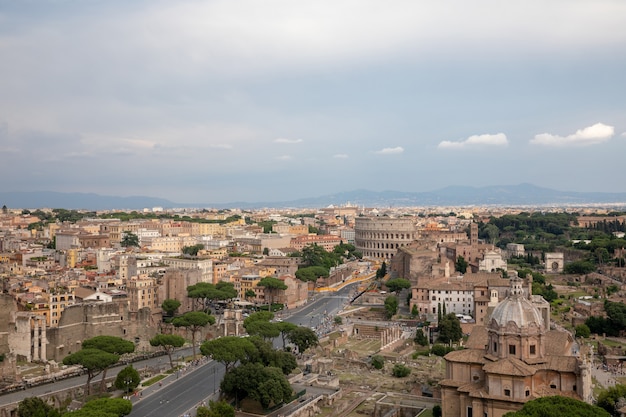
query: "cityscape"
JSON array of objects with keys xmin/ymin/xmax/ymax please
[
  {"xmin": 0, "ymin": 201, "xmax": 626, "ymax": 417},
  {"xmin": 2, "ymin": 1, "xmax": 626, "ymax": 417}
]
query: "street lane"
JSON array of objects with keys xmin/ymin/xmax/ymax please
[{"xmin": 128, "ymin": 360, "xmax": 224, "ymax": 417}]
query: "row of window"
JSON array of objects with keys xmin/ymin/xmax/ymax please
[
  {"xmin": 493, "ymin": 343, "xmax": 536, "ymax": 355},
  {"xmin": 355, "ymin": 232, "xmax": 414, "ymax": 240}
]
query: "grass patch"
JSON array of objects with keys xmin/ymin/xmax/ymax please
[
  {"xmin": 601, "ymin": 339, "xmax": 625, "ymax": 348},
  {"xmin": 142, "ymin": 374, "xmax": 166, "ymax": 387}
]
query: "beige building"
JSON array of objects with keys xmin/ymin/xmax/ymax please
[
  {"xmin": 127, "ymin": 276, "xmax": 160, "ymax": 313},
  {"xmin": 162, "ymin": 257, "xmax": 213, "ymax": 283},
  {"xmin": 440, "ymin": 276, "xmax": 592, "ymax": 417},
  {"xmin": 290, "ymin": 234, "xmax": 342, "ymax": 252}
]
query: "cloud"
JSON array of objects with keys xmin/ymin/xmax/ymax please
[
  {"xmin": 209, "ymin": 144, "xmax": 233, "ymax": 149},
  {"xmin": 274, "ymin": 138, "xmax": 303, "ymax": 144},
  {"xmin": 375, "ymin": 147, "xmax": 404, "ymax": 155},
  {"xmin": 333, "ymin": 154, "xmax": 349, "ymax": 159},
  {"xmin": 276, "ymin": 155, "xmax": 292, "ymax": 160},
  {"xmin": 530, "ymin": 123, "xmax": 614, "ymax": 146},
  {"xmin": 438, "ymin": 133, "xmax": 508, "ymax": 149}
]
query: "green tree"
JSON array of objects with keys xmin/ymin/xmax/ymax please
[
  {"xmin": 411, "ymin": 304, "xmax": 419, "ymax": 317},
  {"xmin": 482, "ymin": 223, "xmax": 500, "ymax": 244},
  {"xmin": 295, "ymin": 266, "xmax": 330, "ymax": 282},
  {"xmin": 63, "ymin": 348, "xmax": 120, "ymax": 396},
  {"xmin": 384, "ymin": 295, "xmax": 398, "ymax": 319},
  {"xmin": 243, "ymin": 311, "xmax": 274, "ymax": 327},
  {"xmin": 385, "ymin": 278, "xmax": 411, "ymax": 295},
  {"xmin": 249, "ymin": 321, "xmax": 282, "ymax": 341},
  {"xmin": 161, "ymin": 298, "xmax": 181, "ymax": 317},
  {"xmin": 376, "ymin": 261, "xmax": 387, "ymax": 279},
  {"xmin": 414, "ymin": 329, "xmax": 428, "ymax": 346},
  {"xmin": 286, "ymin": 326, "xmax": 319, "ymax": 354},
  {"xmin": 504, "ymin": 395, "xmax": 610, "ymax": 417},
  {"xmin": 597, "ymin": 384, "xmax": 626, "ymax": 416},
  {"xmin": 245, "ymin": 289, "xmax": 256, "ymax": 301},
  {"xmin": 200, "ymin": 336, "xmax": 257, "ymax": 372},
  {"xmin": 17, "ymin": 397, "xmax": 60, "ymax": 417},
  {"xmin": 80, "ymin": 336, "xmax": 134, "ymax": 393},
  {"xmin": 221, "ymin": 363, "xmax": 292, "ymax": 409},
  {"xmin": 432, "ymin": 405, "xmax": 442, "ymax": 417},
  {"xmin": 71, "ymin": 397, "xmax": 132, "ymax": 417},
  {"xmin": 172, "ymin": 311, "xmax": 215, "ymax": 358},
  {"xmin": 575, "ymin": 324, "xmax": 591, "ymax": 338},
  {"xmin": 371, "ymin": 355, "xmax": 384, "ymax": 370},
  {"xmin": 197, "ymin": 401, "xmax": 235, "ymax": 417},
  {"xmin": 246, "ymin": 336, "xmax": 297, "ymax": 375},
  {"xmin": 455, "ymin": 256, "xmax": 468, "ymax": 274},
  {"xmin": 334, "ymin": 316, "xmax": 343, "ymax": 325},
  {"xmin": 182, "ymin": 244, "xmax": 204, "ymax": 256},
  {"xmin": 564, "ymin": 260, "xmax": 596, "ymax": 274},
  {"xmin": 276, "ymin": 321, "xmax": 297, "ymax": 349},
  {"xmin": 114, "ymin": 365, "xmax": 140, "ymax": 394},
  {"xmin": 150, "ymin": 334, "xmax": 185, "ymax": 369},
  {"xmin": 391, "ymin": 364, "xmax": 411, "ymax": 377},
  {"xmin": 257, "ymin": 277, "xmax": 288, "ymax": 307},
  {"xmin": 431, "ymin": 344, "xmax": 454, "ymax": 357},
  {"xmin": 120, "ymin": 231, "xmax": 139, "ymax": 248},
  {"xmin": 187, "ymin": 282, "xmax": 237, "ymax": 313},
  {"xmin": 437, "ymin": 313, "xmax": 463, "ymax": 344}
]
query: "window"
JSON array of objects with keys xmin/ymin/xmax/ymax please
[
  {"xmin": 530, "ymin": 345, "xmax": 536, "ymax": 355},
  {"xmin": 509, "ymin": 345, "xmax": 516, "ymax": 355},
  {"xmin": 493, "ymin": 342, "xmax": 497, "ymax": 352},
  {"xmin": 504, "ymin": 389, "xmax": 511, "ymax": 397},
  {"xmin": 525, "ymin": 390, "xmax": 530, "ymax": 397},
  {"xmin": 550, "ymin": 384, "xmax": 557, "ymax": 389}
]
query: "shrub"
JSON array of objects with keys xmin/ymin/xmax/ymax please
[
  {"xmin": 575, "ymin": 324, "xmax": 591, "ymax": 338},
  {"xmin": 371, "ymin": 355, "xmax": 384, "ymax": 370},
  {"xmin": 431, "ymin": 344, "xmax": 455, "ymax": 357},
  {"xmin": 391, "ymin": 364, "xmax": 411, "ymax": 377}
]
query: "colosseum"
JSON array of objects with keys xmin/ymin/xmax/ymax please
[{"xmin": 354, "ymin": 216, "xmax": 417, "ymax": 259}]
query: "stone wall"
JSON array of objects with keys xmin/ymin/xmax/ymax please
[
  {"xmin": 0, "ymin": 295, "xmax": 16, "ymax": 358},
  {"xmin": 46, "ymin": 301, "xmax": 158, "ymax": 362}
]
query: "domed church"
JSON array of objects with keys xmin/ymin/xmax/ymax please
[{"xmin": 440, "ymin": 275, "xmax": 592, "ymax": 417}]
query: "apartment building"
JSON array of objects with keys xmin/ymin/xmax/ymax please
[
  {"xmin": 290, "ymin": 234, "xmax": 342, "ymax": 252},
  {"xmin": 162, "ymin": 257, "xmax": 213, "ymax": 283}
]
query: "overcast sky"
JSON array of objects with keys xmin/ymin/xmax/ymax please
[{"xmin": 1, "ymin": 0, "xmax": 625, "ymax": 204}]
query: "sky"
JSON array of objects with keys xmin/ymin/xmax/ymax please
[{"xmin": 1, "ymin": 0, "xmax": 626, "ymax": 204}]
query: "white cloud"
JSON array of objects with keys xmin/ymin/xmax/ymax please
[
  {"xmin": 375, "ymin": 147, "xmax": 404, "ymax": 155},
  {"xmin": 276, "ymin": 155, "xmax": 292, "ymax": 160},
  {"xmin": 333, "ymin": 154, "xmax": 349, "ymax": 159},
  {"xmin": 621, "ymin": 132, "xmax": 626, "ymax": 137},
  {"xmin": 530, "ymin": 123, "xmax": 615, "ymax": 146},
  {"xmin": 274, "ymin": 138, "xmax": 303, "ymax": 144},
  {"xmin": 438, "ymin": 133, "xmax": 508, "ymax": 149}
]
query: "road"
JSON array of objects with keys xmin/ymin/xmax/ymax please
[
  {"xmin": 0, "ymin": 350, "xmax": 193, "ymax": 407},
  {"xmin": 284, "ymin": 284, "xmax": 357, "ymax": 332},
  {"xmin": 128, "ymin": 359, "xmax": 224, "ymax": 417}
]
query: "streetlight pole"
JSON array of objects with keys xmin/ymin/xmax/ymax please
[{"xmin": 125, "ymin": 377, "xmax": 132, "ymax": 396}]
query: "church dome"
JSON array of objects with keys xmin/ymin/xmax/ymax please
[{"xmin": 489, "ymin": 277, "xmax": 543, "ymax": 331}]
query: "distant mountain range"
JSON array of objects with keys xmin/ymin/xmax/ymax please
[{"xmin": 2, "ymin": 184, "xmax": 626, "ymax": 210}]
